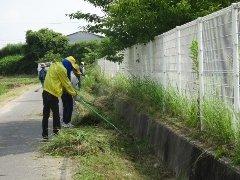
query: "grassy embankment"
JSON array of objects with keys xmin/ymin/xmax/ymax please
[{"xmin": 79, "ymin": 67, "xmax": 240, "ymax": 166}]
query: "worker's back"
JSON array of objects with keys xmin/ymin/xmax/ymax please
[{"xmin": 44, "ymin": 62, "xmax": 76, "ymax": 98}]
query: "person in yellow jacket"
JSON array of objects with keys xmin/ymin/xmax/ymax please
[{"xmin": 42, "ymin": 56, "xmax": 79, "ymax": 140}]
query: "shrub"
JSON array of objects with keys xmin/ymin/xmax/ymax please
[
  {"xmin": 0, "ymin": 55, "xmax": 24, "ymax": 75},
  {"xmin": 0, "ymin": 55, "xmax": 36, "ymax": 75}
]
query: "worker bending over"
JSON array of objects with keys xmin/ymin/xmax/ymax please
[{"xmin": 42, "ymin": 56, "xmax": 79, "ymax": 140}]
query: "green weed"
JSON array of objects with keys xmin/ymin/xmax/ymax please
[{"xmin": 202, "ymin": 98, "xmax": 235, "ymax": 145}]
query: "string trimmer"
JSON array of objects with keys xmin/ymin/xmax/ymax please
[
  {"xmin": 74, "ymin": 94, "xmax": 123, "ymax": 135},
  {"xmin": 74, "ymin": 93, "xmax": 140, "ymax": 155}
]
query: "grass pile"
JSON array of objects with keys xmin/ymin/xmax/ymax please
[{"xmin": 41, "ymin": 127, "xmax": 113, "ymax": 157}]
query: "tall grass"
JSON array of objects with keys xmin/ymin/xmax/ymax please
[
  {"xmin": 127, "ymin": 77, "xmax": 165, "ymax": 112},
  {"xmin": 82, "ymin": 66, "xmax": 110, "ymax": 94},
  {"xmin": 202, "ymin": 98, "xmax": 235, "ymax": 145},
  {"xmin": 83, "ymin": 65, "xmax": 240, "ymax": 164},
  {"xmin": 164, "ymin": 88, "xmax": 199, "ymax": 127}
]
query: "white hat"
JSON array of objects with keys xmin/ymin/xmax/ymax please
[{"xmin": 40, "ymin": 63, "xmax": 45, "ymax": 68}]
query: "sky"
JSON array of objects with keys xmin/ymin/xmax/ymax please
[{"xmin": 0, "ymin": 0, "xmax": 104, "ymax": 48}]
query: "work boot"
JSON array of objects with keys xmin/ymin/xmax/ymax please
[
  {"xmin": 42, "ymin": 136, "xmax": 49, "ymax": 142},
  {"xmin": 62, "ymin": 123, "xmax": 74, "ymax": 128},
  {"xmin": 53, "ymin": 128, "xmax": 60, "ymax": 136}
]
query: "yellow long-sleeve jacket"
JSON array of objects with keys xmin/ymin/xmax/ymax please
[{"xmin": 43, "ymin": 62, "xmax": 77, "ymax": 97}]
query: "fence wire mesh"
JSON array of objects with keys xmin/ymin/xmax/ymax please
[{"xmin": 98, "ymin": 3, "xmax": 240, "ymax": 110}]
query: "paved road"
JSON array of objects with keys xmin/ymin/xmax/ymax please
[{"xmin": 0, "ymin": 86, "xmax": 73, "ymax": 180}]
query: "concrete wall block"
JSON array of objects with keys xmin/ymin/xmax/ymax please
[
  {"xmin": 139, "ymin": 114, "xmax": 149, "ymax": 139},
  {"xmin": 113, "ymin": 98, "xmax": 240, "ymax": 179}
]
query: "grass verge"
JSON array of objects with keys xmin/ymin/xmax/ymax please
[
  {"xmin": 0, "ymin": 75, "xmax": 38, "ymax": 106},
  {"xmin": 41, "ymin": 90, "xmax": 174, "ymax": 179}
]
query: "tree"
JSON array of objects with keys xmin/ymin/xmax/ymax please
[
  {"xmin": 25, "ymin": 28, "xmax": 68, "ymax": 61},
  {"xmin": 65, "ymin": 40, "xmax": 102, "ymax": 64},
  {"xmin": 69, "ymin": 0, "xmax": 238, "ymax": 61}
]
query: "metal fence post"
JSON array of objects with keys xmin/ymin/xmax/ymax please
[
  {"xmin": 163, "ymin": 35, "xmax": 167, "ymax": 88},
  {"xmin": 148, "ymin": 41, "xmax": 154, "ymax": 76},
  {"xmin": 133, "ymin": 45, "xmax": 136, "ymax": 76},
  {"xmin": 232, "ymin": 3, "xmax": 240, "ymax": 112},
  {"xmin": 198, "ymin": 17, "xmax": 204, "ymax": 130},
  {"xmin": 103, "ymin": 58, "xmax": 106, "ymax": 73},
  {"xmin": 176, "ymin": 27, "xmax": 182, "ymax": 91}
]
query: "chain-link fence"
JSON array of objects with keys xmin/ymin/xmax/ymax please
[{"xmin": 98, "ymin": 3, "xmax": 240, "ymax": 111}]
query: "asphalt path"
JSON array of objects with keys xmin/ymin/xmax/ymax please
[{"xmin": 0, "ymin": 86, "xmax": 73, "ymax": 180}]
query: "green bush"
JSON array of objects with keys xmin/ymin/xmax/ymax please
[
  {"xmin": 0, "ymin": 55, "xmax": 36, "ymax": 75},
  {"xmin": 16, "ymin": 57, "xmax": 37, "ymax": 74},
  {"xmin": 0, "ymin": 55, "xmax": 24, "ymax": 75},
  {"xmin": 0, "ymin": 43, "xmax": 25, "ymax": 58},
  {"xmin": 0, "ymin": 30, "xmax": 102, "ymax": 75},
  {"xmin": 25, "ymin": 28, "xmax": 68, "ymax": 61}
]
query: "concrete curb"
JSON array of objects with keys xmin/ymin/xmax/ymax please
[{"xmin": 113, "ymin": 97, "xmax": 240, "ymax": 180}]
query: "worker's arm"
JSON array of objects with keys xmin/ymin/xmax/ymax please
[{"xmin": 57, "ymin": 67, "xmax": 77, "ymax": 96}]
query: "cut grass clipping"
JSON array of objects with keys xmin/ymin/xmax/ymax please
[{"xmin": 41, "ymin": 96, "xmax": 174, "ymax": 179}]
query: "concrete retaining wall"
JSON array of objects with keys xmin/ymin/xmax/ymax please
[{"xmin": 114, "ymin": 98, "xmax": 240, "ymax": 180}]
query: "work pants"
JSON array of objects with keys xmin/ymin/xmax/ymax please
[
  {"xmin": 61, "ymin": 92, "xmax": 73, "ymax": 124},
  {"xmin": 42, "ymin": 90, "xmax": 60, "ymax": 137}
]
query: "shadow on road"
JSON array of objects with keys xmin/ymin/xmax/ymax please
[{"xmin": 0, "ymin": 118, "xmax": 56, "ymax": 157}]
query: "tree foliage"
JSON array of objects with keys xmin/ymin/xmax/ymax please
[
  {"xmin": 69, "ymin": 0, "xmax": 238, "ymax": 61},
  {"xmin": 38, "ymin": 51, "xmax": 62, "ymax": 63},
  {"xmin": 0, "ymin": 28, "xmax": 106, "ymax": 74},
  {"xmin": 65, "ymin": 40, "xmax": 102, "ymax": 64},
  {"xmin": 25, "ymin": 28, "xmax": 68, "ymax": 61}
]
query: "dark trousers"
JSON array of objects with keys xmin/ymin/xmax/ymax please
[
  {"xmin": 42, "ymin": 90, "xmax": 60, "ymax": 137},
  {"xmin": 61, "ymin": 92, "xmax": 73, "ymax": 124}
]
